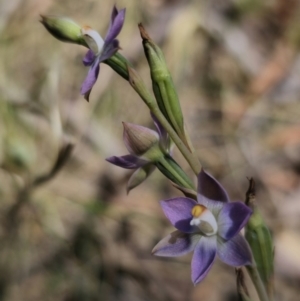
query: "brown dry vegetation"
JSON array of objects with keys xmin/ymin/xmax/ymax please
[{"xmin": 0, "ymin": 0, "xmax": 300, "ymax": 300}]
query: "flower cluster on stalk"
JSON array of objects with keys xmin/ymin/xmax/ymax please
[{"xmin": 41, "ymin": 5, "xmax": 256, "ymax": 288}]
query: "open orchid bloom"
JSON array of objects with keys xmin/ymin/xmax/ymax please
[
  {"xmin": 81, "ymin": 6, "xmax": 125, "ymax": 101},
  {"xmin": 152, "ymin": 169, "xmax": 253, "ymax": 285},
  {"xmin": 106, "ymin": 115, "xmax": 171, "ymax": 192}
]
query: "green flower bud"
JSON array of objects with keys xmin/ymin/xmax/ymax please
[
  {"xmin": 245, "ymin": 178, "xmax": 274, "ymax": 296},
  {"xmin": 123, "ymin": 122, "xmax": 163, "ymax": 161},
  {"xmin": 138, "ymin": 23, "xmax": 188, "ymax": 148},
  {"xmin": 40, "ymin": 15, "xmax": 88, "ymax": 47}
]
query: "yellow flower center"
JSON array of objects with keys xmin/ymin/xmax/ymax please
[
  {"xmin": 191, "ymin": 204, "xmax": 206, "ymax": 218},
  {"xmin": 190, "ymin": 204, "xmax": 218, "ymax": 236}
]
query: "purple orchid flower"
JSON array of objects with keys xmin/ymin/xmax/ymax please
[
  {"xmin": 152, "ymin": 169, "xmax": 253, "ymax": 285},
  {"xmin": 80, "ymin": 6, "xmax": 125, "ymax": 101},
  {"xmin": 106, "ymin": 114, "xmax": 171, "ymax": 192}
]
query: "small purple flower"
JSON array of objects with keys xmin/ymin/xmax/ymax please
[
  {"xmin": 152, "ymin": 169, "xmax": 253, "ymax": 285},
  {"xmin": 80, "ymin": 6, "xmax": 125, "ymax": 101},
  {"xmin": 106, "ymin": 114, "xmax": 171, "ymax": 192}
]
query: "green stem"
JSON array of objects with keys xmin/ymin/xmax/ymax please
[
  {"xmin": 151, "ymin": 106, "xmax": 201, "ymax": 175},
  {"xmin": 157, "ymin": 155, "xmax": 195, "ymax": 189},
  {"xmin": 246, "ymin": 264, "xmax": 270, "ymax": 301}
]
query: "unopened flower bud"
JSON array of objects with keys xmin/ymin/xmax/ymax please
[
  {"xmin": 123, "ymin": 122, "xmax": 161, "ymax": 160},
  {"xmin": 40, "ymin": 15, "xmax": 87, "ymax": 46},
  {"xmin": 138, "ymin": 23, "xmax": 187, "ymax": 147}
]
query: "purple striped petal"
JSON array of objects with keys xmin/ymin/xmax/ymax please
[
  {"xmin": 160, "ymin": 198, "xmax": 197, "ymax": 233},
  {"xmin": 191, "ymin": 236, "xmax": 217, "ymax": 285},
  {"xmin": 197, "ymin": 169, "xmax": 229, "ymax": 203},
  {"xmin": 106, "ymin": 155, "xmax": 149, "ymax": 169},
  {"xmin": 82, "ymin": 49, "xmax": 96, "ymax": 66},
  {"xmin": 105, "ymin": 7, "xmax": 126, "ymax": 43},
  {"xmin": 217, "ymin": 234, "xmax": 252, "ymax": 267},
  {"xmin": 127, "ymin": 164, "xmax": 155, "ymax": 193},
  {"xmin": 152, "ymin": 230, "xmax": 200, "ymax": 257},
  {"xmin": 218, "ymin": 202, "xmax": 252, "ymax": 240},
  {"xmin": 80, "ymin": 59, "xmax": 100, "ymax": 101}
]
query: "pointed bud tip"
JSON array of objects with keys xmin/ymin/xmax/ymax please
[{"xmin": 138, "ymin": 23, "xmax": 151, "ymax": 41}]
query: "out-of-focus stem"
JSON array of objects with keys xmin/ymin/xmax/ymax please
[{"xmin": 246, "ymin": 264, "xmax": 270, "ymax": 301}]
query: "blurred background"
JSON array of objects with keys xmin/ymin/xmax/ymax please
[{"xmin": 0, "ymin": 0, "xmax": 300, "ymax": 300}]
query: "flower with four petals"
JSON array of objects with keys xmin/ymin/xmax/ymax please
[
  {"xmin": 152, "ymin": 169, "xmax": 253, "ymax": 285},
  {"xmin": 81, "ymin": 6, "xmax": 125, "ymax": 101}
]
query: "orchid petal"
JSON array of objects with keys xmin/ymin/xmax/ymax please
[
  {"xmin": 198, "ymin": 197, "xmax": 224, "ymax": 217},
  {"xmin": 127, "ymin": 164, "xmax": 155, "ymax": 193},
  {"xmin": 152, "ymin": 230, "xmax": 200, "ymax": 257},
  {"xmin": 80, "ymin": 60, "xmax": 100, "ymax": 101},
  {"xmin": 160, "ymin": 198, "xmax": 197, "ymax": 233},
  {"xmin": 217, "ymin": 234, "xmax": 252, "ymax": 267},
  {"xmin": 81, "ymin": 27, "xmax": 104, "ymax": 55},
  {"xmin": 197, "ymin": 169, "xmax": 229, "ymax": 204},
  {"xmin": 83, "ymin": 49, "xmax": 95, "ymax": 66},
  {"xmin": 100, "ymin": 39, "xmax": 119, "ymax": 62},
  {"xmin": 105, "ymin": 8, "xmax": 126, "ymax": 43},
  {"xmin": 218, "ymin": 202, "xmax": 252, "ymax": 240},
  {"xmin": 109, "ymin": 5, "xmax": 118, "ymax": 24},
  {"xmin": 191, "ymin": 236, "xmax": 217, "ymax": 285},
  {"xmin": 106, "ymin": 155, "xmax": 149, "ymax": 169}
]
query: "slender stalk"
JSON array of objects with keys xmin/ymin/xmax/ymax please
[
  {"xmin": 157, "ymin": 155, "xmax": 195, "ymax": 189},
  {"xmin": 246, "ymin": 264, "xmax": 270, "ymax": 301},
  {"xmin": 152, "ymin": 106, "xmax": 201, "ymax": 175},
  {"xmin": 128, "ymin": 66, "xmax": 202, "ymax": 175}
]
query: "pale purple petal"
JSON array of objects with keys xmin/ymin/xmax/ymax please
[
  {"xmin": 197, "ymin": 196, "xmax": 224, "ymax": 217},
  {"xmin": 152, "ymin": 230, "xmax": 200, "ymax": 257},
  {"xmin": 191, "ymin": 236, "xmax": 217, "ymax": 285},
  {"xmin": 127, "ymin": 164, "xmax": 155, "ymax": 193},
  {"xmin": 109, "ymin": 5, "xmax": 118, "ymax": 25},
  {"xmin": 217, "ymin": 234, "xmax": 252, "ymax": 267},
  {"xmin": 105, "ymin": 8, "xmax": 126, "ymax": 43},
  {"xmin": 105, "ymin": 6, "xmax": 119, "ymax": 40},
  {"xmin": 218, "ymin": 202, "xmax": 252, "ymax": 240},
  {"xmin": 106, "ymin": 155, "xmax": 149, "ymax": 169},
  {"xmin": 80, "ymin": 59, "xmax": 100, "ymax": 101},
  {"xmin": 197, "ymin": 169, "xmax": 229, "ymax": 204},
  {"xmin": 100, "ymin": 40, "xmax": 119, "ymax": 62},
  {"xmin": 160, "ymin": 198, "xmax": 197, "ymax": 233},
  {"xmin": 82, "ymin": 49, "xmax": 96, "ymax": 66}
]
